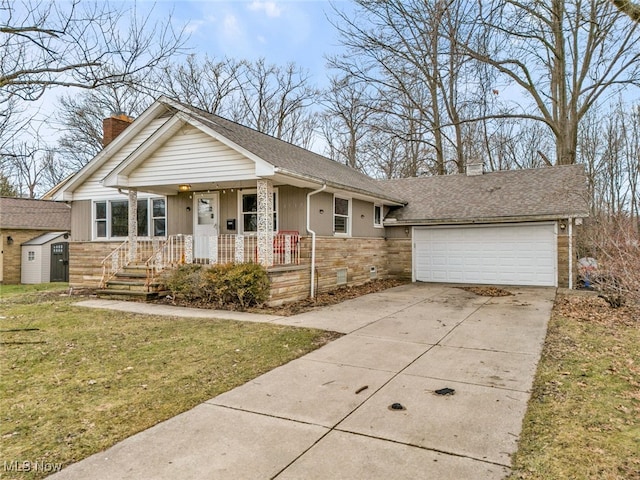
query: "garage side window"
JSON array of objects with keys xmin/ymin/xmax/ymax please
[
  {"xmin": 334, "ymin": 196, "xmax": 351, "ymax": 235},
  {"xmin": 374, "ymin": 205, "xmax": 383, "ymax": 228},
  {"xmin": 28, "ymin": 251, "xmax": 35, "ymax": 261}
]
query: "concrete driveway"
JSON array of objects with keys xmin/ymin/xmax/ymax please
[{"xmin": 52, "ymin": 283, "xmax": 555, "ymax": 480}]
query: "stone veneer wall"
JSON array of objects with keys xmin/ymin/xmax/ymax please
[
  {"xmin": 267, "ymin": 236, "xmax": 412, "ymax": 305},
  {"xmin": 69, "ymin": 237, "xmax": 413, "ymax": 302},
  {"xmin": 69, "ymin": 241, "xmax": 122, "ymax": 288},
  {"xmin": 268, "ymin": 265, "xmax": 310, "ymax": 306},
  {"xmin": 556, "ymin": 220, "xmax": 579, "ymax": 288}
]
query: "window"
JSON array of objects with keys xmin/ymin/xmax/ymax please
[
  {"xmin": 111, "ymin": 200, "xmax": 128, "ymax": 237},
  {"xmin": 28, "ymin": 251, "xmax": 35, "ymax": 261},
  {"xmin": 334, "ymin": 196, "xmax": 351, "ymax": 235},
  {"xmin": 374, "ymin": 204, "xmax": 383, "ymax": 228},
  {"xmin": 239, "ymin": 189, "xmax": 277, "ymax": 233},
  {"xmin": 152, "ymin": 199, "xmax": 166, "ymax": 236},
  {"xmin": 95, "ymin": 201, "xmax": 107, "ymax": 238},
  {"xmin": 94, "ymin": 197, "xmax": 165, "ymax": 239}
]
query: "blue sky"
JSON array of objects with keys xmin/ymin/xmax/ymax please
[{"xmin": 143, "ymin": 0, "xmax": 348, "ymax": 88}]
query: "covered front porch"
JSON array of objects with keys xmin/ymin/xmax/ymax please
[{"xmin": 100, "ymin": 230, "xmax": 302, "ymax": 290}]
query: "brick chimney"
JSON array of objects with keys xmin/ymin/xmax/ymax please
[{"xmin": 102, "ymin": 112, "xmax": 134, "ymax": 147}]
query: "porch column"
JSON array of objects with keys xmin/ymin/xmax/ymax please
[
  {"xmin": 128, "ymin": 189, "xmax": 137, "ymax": 262},
  {"xmin": 256, "ymin": 179, "xmax": 274, "ymax": 267}
]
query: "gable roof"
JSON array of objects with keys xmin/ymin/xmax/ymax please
[
  {"xmin": 53, "ymin": 96, "xmax": 405, "ymax": 205},
  {"xmin": 0, "ymin": 197, "xmax": 71, "ymax": 230},
  {"xmin": 380, "ymin": 165, "xmax": 589, "ymax": 224},
  {"xmin": 168, "ymin": 100, "xmax": 402, "ymax": 202},
  {"xmin": 49, "ymin": 100, "xmax": 174, "ymax": 201}
]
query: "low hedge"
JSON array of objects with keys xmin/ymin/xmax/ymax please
[{"xmin": 163, "ymin": 263, "xmax": 270, "ymax": 309}]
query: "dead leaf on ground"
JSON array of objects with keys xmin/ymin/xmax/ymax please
[{"xmin": 459, "ymin": 286, "xmax": 514, "ymax": 297}]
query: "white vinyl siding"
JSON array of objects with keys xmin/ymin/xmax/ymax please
[
  {"xmin": 127, "ymin": 125, "xmax": 257, "ymax": 186},
  {"xmin": 72, "ymin": 118, "xmax": 168, "ymax": 201},
  {"xmin": 413, "ymin": 223, "xmax": 557, "ymax": 287},
  {"xmin": 21, "ymin": 246, "xmax": 50, "ymax": 284}
]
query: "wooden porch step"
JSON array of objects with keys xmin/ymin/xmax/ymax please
[{"xmin": 115, "ymin": 271, "xmax": 147, "ymax": 279}]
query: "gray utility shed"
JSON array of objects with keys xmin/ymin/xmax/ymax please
[{"xmin": 21, "ymin": 232, "xmax": 69, "ymax": 284}]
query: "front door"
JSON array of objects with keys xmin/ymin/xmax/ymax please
[
  {"xmin": 50, "ymin": 242, "xmax": 69, "ymax": 282},
  {"xmin": 193, "ymin": 193, "xmax": 219, "ymax": 260}
]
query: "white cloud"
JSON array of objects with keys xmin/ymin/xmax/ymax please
[
  {"xmin": 184, "ymin": 19, "xmax": 205, "ymax": 34},
  {"xmin": 248, "ymin": 1, "xmax": 282, "ymax": 18},
  {"xmin": 223, "ymin": 13, "xmax": 242, "ymax": 37}
]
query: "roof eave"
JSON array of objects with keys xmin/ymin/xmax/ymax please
[
  {"xmin": 50, "ymin": 100, "xmax": 172, "ymax": 200},
  {"xmin": 275, "ymin": 168, "xmax": 406, "ymax": 206},
  {"xmin": 384, "ymin": 212, "xmax": 590, "ymax": 226}
]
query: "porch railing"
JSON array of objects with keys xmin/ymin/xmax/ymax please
[
  {"xmin": 100, "ymin": 239, "xmax": 158, "ymax": 288},
  {"xmin": 101, "ymin": 233, "xmax": 301, "ymax": 290},
  {"xmin": 147, "ymin": 233, "xmax": 300, "ymax": 268}
]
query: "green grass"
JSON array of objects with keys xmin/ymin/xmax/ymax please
[
  {"xmin": 0, "ymin": 282, "xmax": 69, "ymax": 297},
  {"xmin": 508, "ymin": 295, "xmax": 640, "ymax": 479},
  {"xmin": 0, "ymin": 291, "xmax": 338, "ymax": 479}
]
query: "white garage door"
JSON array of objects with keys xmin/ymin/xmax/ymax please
[{"xmin": 413, "ymin": 223, "xmax": 557, "ymax": 287}]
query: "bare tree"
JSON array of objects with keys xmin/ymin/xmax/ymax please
[
  {"xmin": 329, "ymin": 0, "xmax": 480, "ymax": 175},
  {"xmin": 55, "ymin": 85, "xmax": 153, "ymax": 170},
  {"xmin": 0, "ymin": 0, "xmax": 185, "ymax": 103},
  {"xmin": 611, "ymin": 0, "xmax": 640, "ymax": 22},
  {"xmin": 462, "ymin": 0, "xmax": 640, "ymax": 165},
  {"xmin": 158, "ymin": 56, "xmax": 320, "ymax": 149},
  {"xmin": 321, "ymin": 75, "xmax": 377, "ymax": 170},
  {"xmin": 233, "ymin": 59, "xmax": 320, "ymax": 147},
  {"xmin": 158, "ymin": 55, "xmax": 244, "ymax": 117}
]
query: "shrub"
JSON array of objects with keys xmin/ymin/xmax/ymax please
[
  {"xmin": 578, "ymin": 214, "xmax": 640, "ymax": 307},
  {"xmin": 162, "ymin": 264, "xmax": 203, "ymax": 302},
  {"xmin": 164, "ymin": 263, "xmax": 270, "ymax": 309}
]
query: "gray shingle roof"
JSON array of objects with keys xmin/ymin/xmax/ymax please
[
  {"xmin": 380, "ymin": 165, "xmax": 589, "ymax": 223},
  {"xmin": 171, "ymin": 101, "xmax": 405, "ymax": 204},
  {"xmin": 22, "ymin": 231, "xmax": 68, "ymax": 245},
  {"xmin": 0, "ymin": 197, "xmax": 71, "ymax": 230}
]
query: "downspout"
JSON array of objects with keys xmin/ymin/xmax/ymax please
[
  {"xmin": 568, "ymin": 217, "xmax": 573, "ymax": 290},
  {"xmin": 306, "ymin": 184, "xmax": 327, "ymax": 298}
]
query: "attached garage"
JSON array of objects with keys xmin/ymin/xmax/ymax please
[{"xmin": 413, "ymin": 223, "xmax": 557, "ymax": 287}]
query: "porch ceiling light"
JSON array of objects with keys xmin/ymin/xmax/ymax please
[{"xmin": 178, "ymin": 184, "xmax": 191, "ymax": 192}]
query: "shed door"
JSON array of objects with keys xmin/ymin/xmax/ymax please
[
  {"xmin": 413, "ymin": 223, "xmax": 557, "ymax": 287},
  {"xmin": 50, "ymin": 242, "xmax": 69, "ymax": 282}
]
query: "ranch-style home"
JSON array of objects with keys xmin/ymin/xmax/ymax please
[{"xmin": 47, "ymin": 97, "xmax": 588, "ymax": 304}]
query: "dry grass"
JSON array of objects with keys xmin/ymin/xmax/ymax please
[
  {"xmin": 509, "ymin": 295, "xmax": 640, "ymax": 479},
  {"xmin": 0, "ymin": 286, "xmax": 338, "ymax": 479}
]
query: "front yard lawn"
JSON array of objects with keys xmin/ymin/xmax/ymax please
[
  {"xmin": 0, "ymin": 286, "xmax": 338, "ymax": 479},
  {"xmin": 509, "ymin": 294, "xmax": 640, "ymax": 479}
]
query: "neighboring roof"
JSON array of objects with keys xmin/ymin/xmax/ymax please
[
  {"xmin": 0, "ymin": 197, "xmax": 71, "ymax": 230},
  {"xmin": 22, "ymin": 231, "xmax": 69, "ymax": 246},
  {"xmin": 381, "ymin": 165, "xmax": 589, "ymax": 224},
  {"xmin": 164, "ymin": 99, "xmax": 405, "ymax": 204}
]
